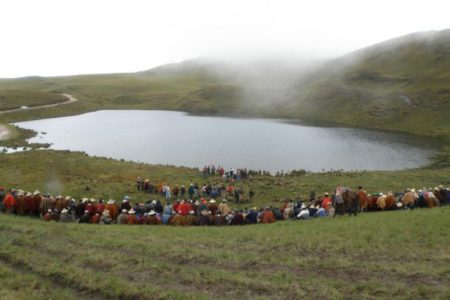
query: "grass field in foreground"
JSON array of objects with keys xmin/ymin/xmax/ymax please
[{"xmin": 0, "ymin": 207, "xmax": 449, "ymax": 299}]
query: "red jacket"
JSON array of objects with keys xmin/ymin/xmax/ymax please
[
  {"xmin": 178, "ymin": 202, "xmax": 191, "ymax": 216},
  {"xmin": 2, "ymin": 193, "xmax": 17, "ymax": 210},
  {"xmin": 322, "ymin": 197, "xmax": 332, "ymax": 209}
]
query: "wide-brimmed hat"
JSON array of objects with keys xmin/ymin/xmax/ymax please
[
  {"xmin": 121, "ymin": 209, "xmax": 127, "ymax": 213},
  {"xmin": 61, "ymin": 208, "xmax": 68, "ymax": 213},
  {"xmin": 396, "ymin": 202, "xmax": 403, "ymax": 208},
  {"xmin": 33, "ymin": 190, "xmax": 40, "ymax": 195},
  {"xmin": 209, "ymin": 199, "xmax": 216, "ymax": 204},
  {"xmin": 149, "ymin": 210, "xmax": 156, "ymax": 216},
  {"xmin": 301, "ymin": 204, "xmax": 307, "ymax": 209},
  {"xmin": 128, "ymin": 209, "xmax": 135, "ymax": 214},
  {"xmin": 82, "ymin": 198, "xmax": 89, "ymax": 203}
]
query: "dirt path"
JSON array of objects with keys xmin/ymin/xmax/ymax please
[
  {"xmin": 0, "ymin": 93, "xmax": 78, "ymax": 141},
  {"xmin": 0, "ymin": 93, "xmax": 78, "ymax": 115}
]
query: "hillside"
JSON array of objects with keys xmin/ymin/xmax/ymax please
[
  {"xmin": 0, "ymin": 29, "xmax": 449, "ymax": 139},
  {"xmin": 285, "ymin": 30, "xmax": 450, "ymax": 138},
  {"xmin": 0, "ymin": 207, "xmax": 449, "ymax": 299}
]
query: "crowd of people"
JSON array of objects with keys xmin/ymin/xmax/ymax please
[{"xmin": 1, "ymin": 183, "xmax": 448, "ymax": 225}]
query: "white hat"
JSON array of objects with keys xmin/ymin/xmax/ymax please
[
  {"xmin": 189, "ymin": 210, "xmax": 195, "ymax": 215},
  {"xmin": 34, "ymin": 190, "xmax": 41, "ymax": 195},
  {"xmin": 128, "ymin": 209, "xmax": 135, "ymax": 214},
  {"xmin": 84, "ymin": 210, "xmax": 89, "ymax": 214},
  {"xmin": 107, "ymin": 199, "xmax": 114, "ymax": 205},
  {"xmin": 47, "ymin": 209, "xmax": 52, "ymax": 213},
  {"xmin": 396, "ymin": 202, "xmax": 403, "ymax": 208},
  {"xmin": 301, "ymin": 204, "xmax": 307, "ymax": 210},
  {"xmin": 65, "ymin": 196, "xmax": 71, "ymax": 200},
  {"xmin": 151, "ymin": 200, "xmax": 157, "ymax": 205},
  {"xmin": 149, "ymin": 210, "xmax": 156, "ymax": 216},
  {"xmin": 61, "ymin": 208, "xmax": 68, "ymax": 213},
  {"xmin": 209, "ymin": 199, "xmax": 216, "ymax": 204},
  {"xmin": 82, "ymin": 198, "xmax": 89, "ymax": 203},
  {"xmin": 122, "ymin": 209, "xmax": 127, "ymax": 213}
]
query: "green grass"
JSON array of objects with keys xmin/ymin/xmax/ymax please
[
  {"xmin": 0, "ymin": 207, "xmax": 449, "ymax": 299},
  {"xmin": 0, "ymin": 150, "xmax": 449, "ymax": 207}
]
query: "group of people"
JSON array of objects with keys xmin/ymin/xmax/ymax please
[
  {"xmin": 1, "ymin": 184, "xmax": 448, "ymax": 226},
  {"xmin": 135, "ymin": 180, "xmax": 253, "ymax": 203}
]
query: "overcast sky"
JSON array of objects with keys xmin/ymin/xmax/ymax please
[{"xmin": 1, "ymin": 0, "xmax": 449, "ymax": 78}]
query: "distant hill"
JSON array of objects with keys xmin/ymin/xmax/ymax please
[
  {"xmin": 285, "ymin": 29, "xmax": 450, "ymax": 138},
  {"xmin": 0, "ymin": 29, "xmax": 449, "ymax": 139}
]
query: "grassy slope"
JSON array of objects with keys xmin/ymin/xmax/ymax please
[
  {"xmin": 0, "ymin": 207, "xmax": 449, "ymax": 299},
  {"xmin": 287, "ymin": 30, "xmax": 450, "ymax": 139},
  {"xmin": 0, "ymin": 151, "xmax": 449, "ymax": 207}
]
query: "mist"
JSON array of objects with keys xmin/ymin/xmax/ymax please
[{"xmin": 1, "ymin": 0, "xmax": 449, "ymax": 78}]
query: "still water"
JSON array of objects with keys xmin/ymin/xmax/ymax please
[{"xmin": 15, "ymin": 110, "xmax": 436, "ymax": 172}]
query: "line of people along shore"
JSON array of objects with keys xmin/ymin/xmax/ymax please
[{"xmin": 1, "ymin": 183, "xmax": 449, "ymax": 225}]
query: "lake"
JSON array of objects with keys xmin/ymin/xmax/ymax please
[{"xmin": 15, "ymin": 110, "xmax": 436, "ymax": 172}]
